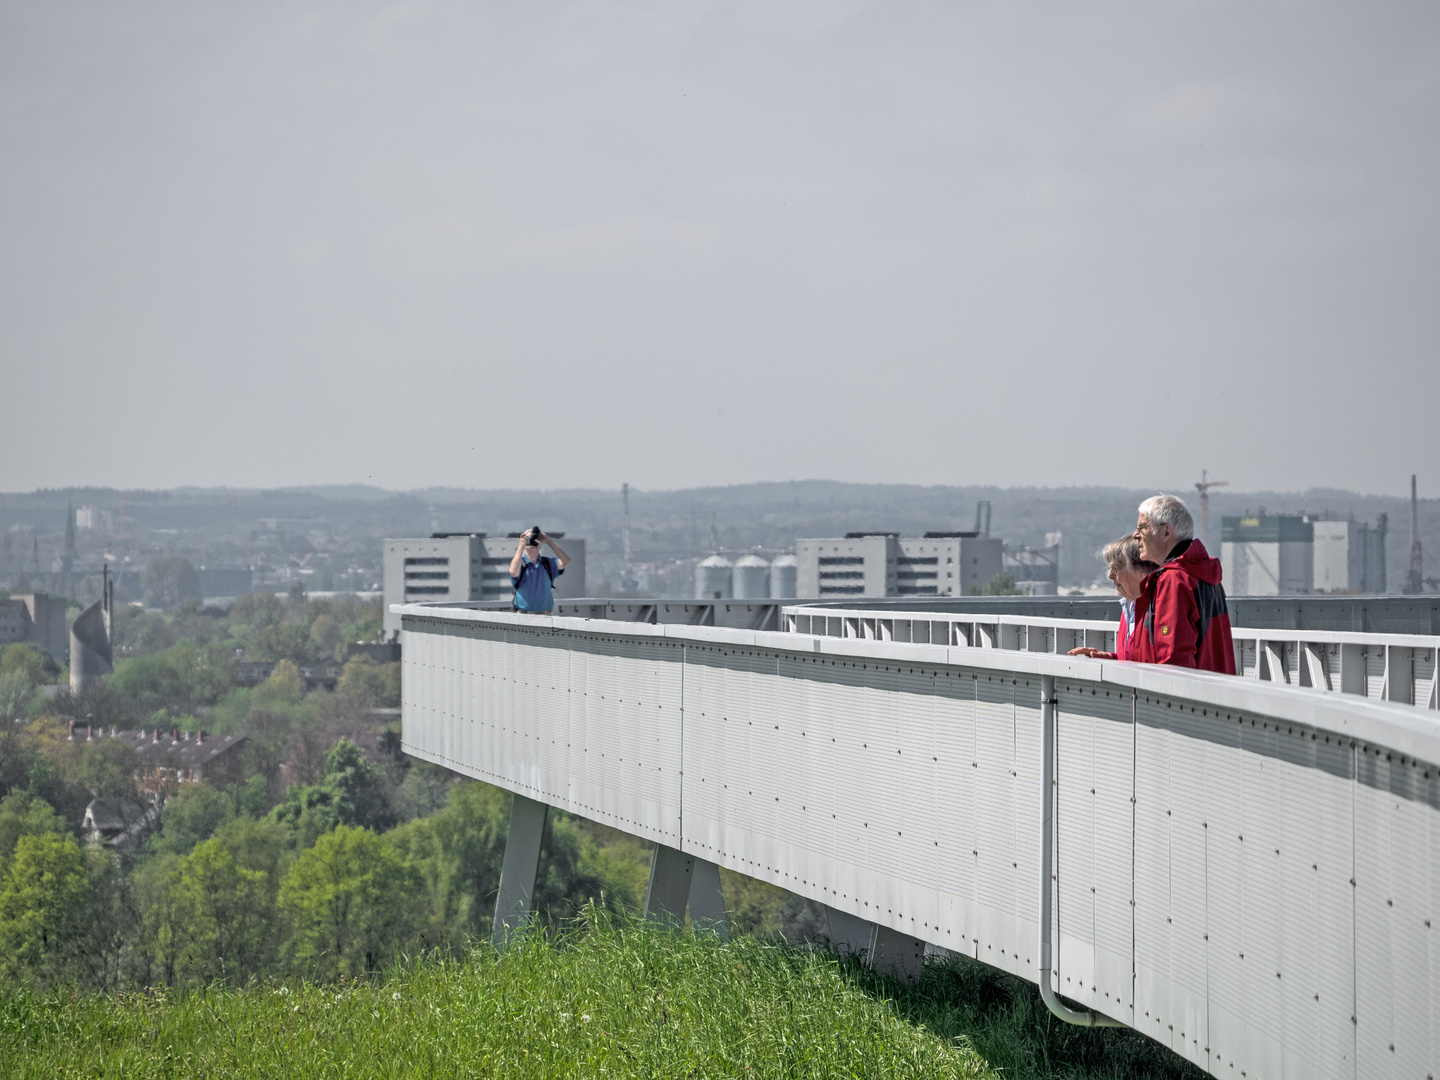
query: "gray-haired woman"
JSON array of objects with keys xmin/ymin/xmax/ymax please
[{"xmin": 1067, "ymin": 536, "xmax": 1158, "ymax": 661}]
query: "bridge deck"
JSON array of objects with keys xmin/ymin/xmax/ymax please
[{"xmin": 400, "ymin": 603, "xmax": 1440, "ymax": 1080}]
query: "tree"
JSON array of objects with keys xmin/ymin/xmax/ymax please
[
  {"xmin": 229, "ymin": 591, "xmax": 283, "ymax": 629},
  {"xmin": 336, "ymin": 656, "xmax": 401, "ymax": 709},
  {"xmin": 978, "ymin": 572, "xmax": 1021, "ymax": 596},
  {"xmin": 322, "ymin": 737, "xmax": 396, "ymax": 833},
  {"xmin": 0, "ymin": 643, "xmax": 57, "ymax": 686},
  {"xmin": 268, "ymin": 784, "xmax": 339, "ymax": 851},
  {"xmin": 108, "ymin": 642, "xmax": 235, "ymax": 718},
  {"xmin": 269, "ymin": 737, "xmax": 396, "ymax": 847},
  {"xmin": 149, "ymin": 784, "xmax": 235, "ymax": 857},
  {"xmin": 309, "ymin": 614, "xmax": 342, "ymax": 658},
  {"xmin": 247, "ymin": 624, "xmax": 313, "ymax": 665},
  {"xmin": 0, "ymin": 791, "xmax": 68, "ymax": 870},
  {"xmin": 142, "ymin": 557, "xmax": 201, "ymax": 609},
  {"xmin": 77, "ymin": 737, "xmax": 140, "ymax": 798},
  {"xmin": 278, "ymin": 825, "xmax": 417, "ymax": 979},
  {"xmin": 253, "ymin": 659, "xmax": 305, "ymax": 706},
  {"xmin": 170, "ymin": 839, "xmax": 275, "ymax": 984},
  {"xmin": 0, "ymin": 833, "xmax": 98, "ymax": 987}
]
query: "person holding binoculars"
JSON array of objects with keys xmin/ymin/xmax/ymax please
[{"xmin": 509, "ymin": 527, "xmax": 571, "ymax": 614}]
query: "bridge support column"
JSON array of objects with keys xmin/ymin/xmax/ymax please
[
  {"xmin": 491, "ymin": 793, "xmax": 549, "ymax": 949},
  {"xmin": 824, "ymin": 907, "xmax": 924, "ymax": 983},
  {"xmin": 644, "ymin": 844, "xmax": 728, "ymax": 937}
]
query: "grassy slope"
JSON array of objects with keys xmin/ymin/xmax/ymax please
[{"xmin": 1, "ymin": 914, "xmax": 1205, "ymax": 1080}]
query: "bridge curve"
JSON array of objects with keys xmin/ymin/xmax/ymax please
[{"xmin": 399, "ymin": 602, "xmax": 1439, "ymax": 1079}]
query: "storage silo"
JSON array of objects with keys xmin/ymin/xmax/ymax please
[
  {"xmin": 696, "ymin": 555, "xmax": 734, "ymax": 599},
  {"xmin": 769, "ymin": 554, "xmax": 798, "ymax": 598},
  {"xmin": 732, "ymin": 555, "xmax": 770, "ymax": 599}
]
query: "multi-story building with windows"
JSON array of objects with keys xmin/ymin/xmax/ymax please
[
  {"xmin": 0, "ymin": 592, "xmax": 68, "ymax": 664},
  {"xmin": 383, "ymin": 533, "xmax": 587, "ymax": 636},
  {"xmin": 796, "ymin": 532, "xmax": 1003, "ymax": 600}
]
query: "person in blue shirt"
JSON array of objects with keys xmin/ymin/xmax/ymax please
[{"xmin": 509, "ymin": 527, "xmax": 571, "ymax": 613}]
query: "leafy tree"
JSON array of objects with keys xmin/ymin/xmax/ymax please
[
  {"xmin": 278, "ymin": 824, "xmax": 417, "ymax": 979},
  {"xmin": 247, "ymin": 624, "xmax": 313, "ymax": 665},
  {"xmin": 0, "ymin": 791, "xmax": 68, "ymax": 869},
  {"xmin": 237, "ymin": 708, "xmax": 293, "ymax": 797},
  {"xmin": 0, "ymin": 727, "xmax": 37, "ymax": 799},
  {"xmin": 336, "ymin": 656, "xmax": 401, "ymax": 709},
  {"xmin": 0, "ymin": 643, "xmax": 57, "ymax": 685},
  {"xmin": 253, "ymin": 659, "xmax": 305, "ymax": 706},
  {"xmin": 76, "ymin": 737, "xmax": 140, "ymax": 798},
  {"xmin": 0, "ymin": 670, "xmax": 36, "ymax": 722},
  {"xmin": 269, "ymin": 737, "xmax": 395, "ymax": 847},
  {"xmin": 213, "ymin": 815, "xmax": 288, "ymax": 879},
  {"xmin": 387, "ymin": 785, "xmax": 619, "ymax": 947},
  {"xmin": 170, "ymin": 839, "xmax": 275, "ymax": 984},
  {"xmin": 322, "ymin": 737, "xmax": 396, "ymax": 833},
  {"xmin": 228, "ymin": 774, "xmax": 271, "ymax": 819},
  {"xmin": 149, "ymin": 784, "xmax": 236, "ymax": 857},
  {"xmin": 108, "ymin": 642, "xmax": 235, "ymax": 717},
  {"xmin": 0, "ymin": 833, "xmax": 98, "ymax": 987},
  {"xmin": 268, "ymin": 784, "xmax": 340, "ymax": 851},
  {"xmin": 130, "ymin": 852, "xmax": 182, "ymax": 986},
  {"xmin": 229, "ymin": 591, "xmax": 283, "ymax": 629},
  {"xmin": 309, "ymin": 613, "xmax": 342, "ymax": 658},
  {"xmin": 979, "ymin": 572, "xmax": 1021, "ymax": 596},
  {"xmin": 142, "ymin": 557, "xmax": 202, "ymax": 609}
]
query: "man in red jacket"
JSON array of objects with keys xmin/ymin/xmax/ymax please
[{"xmin": 1130, "ymin": 494, "xmax": 1236, "ymax": 674}]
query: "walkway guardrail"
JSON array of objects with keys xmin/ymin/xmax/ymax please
[
  {"xmin": 785, "ymin": 606, "xmax": 1440, "ymax": 711},
  {"xmin": 400, "ymin": 602, "xmax": 1439, "ymax": 1079}
]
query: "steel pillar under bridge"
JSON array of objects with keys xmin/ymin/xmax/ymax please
[{"xmin": 399, "ymin": 602, "xmax": 1440, "ymax": 1079}]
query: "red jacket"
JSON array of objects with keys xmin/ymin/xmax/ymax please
[
  {"xmin": 1131, "ymin": 538, "xmax": 1236, "ymax": 674},
  {"xmin": 1093, "ymin": 604, "xmax": 1136, "ymax": 661}
]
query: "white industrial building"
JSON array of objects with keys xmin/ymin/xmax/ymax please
[
  {"xmin": 382, "ymin": 533, "xmax": 586, "ymax": 636},
  {"xmin": 1311, "ymin": 517, "xmax": 1388, "ymax": 593},
  {"xmin": 1221, "ymin": 516, "xmax": 1313, "ymax": 595},
  {"xmin": 795, "ymin": 532, "xmax": 1003, "ymax": 600}
]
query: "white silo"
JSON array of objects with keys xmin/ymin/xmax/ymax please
[
  {"xmin": 769, "ymin": 554, "xmax": 798, "ymax": 598},
  {"xmin": 696, "ymin": 555, "xmax": 734, "ymax": 599},
  {"xmin": 732, "ymin": 554, "xmax": 770, "ymax": 599}
]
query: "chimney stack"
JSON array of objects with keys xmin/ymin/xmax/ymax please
[
  {"xmin": 67, "ymin": 720, "xmax": 75, "ymax": 739},
  {"xmin": 172, "ymin": 727, "xmax": 179, "ymax": 741}
]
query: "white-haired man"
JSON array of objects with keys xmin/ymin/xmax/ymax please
[{"xmin": 1130, "ymin": 494, "xmax": 1236, "ymax": 674}]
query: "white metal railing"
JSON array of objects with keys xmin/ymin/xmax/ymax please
[
  {"xmin": 400, "ymin": 602, "xmax": 1439, "ymax": 1080},
  {"xmin": 784, "ymin": 605, "xmax": 1440, "ymax": 711}
]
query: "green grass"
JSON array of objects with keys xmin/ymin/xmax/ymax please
[{"xmin": 1, "ymin": 910, "xmax": 1205, "ymax": 1080}]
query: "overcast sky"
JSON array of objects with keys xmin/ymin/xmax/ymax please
[{"xmin": 2, "ymin": 1, "xmax": 1437, "ymax": 497}]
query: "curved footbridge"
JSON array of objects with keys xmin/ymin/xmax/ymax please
[{"xmin": 398, "ymin": 599, "xmax": 1439, "ymax": 1079}]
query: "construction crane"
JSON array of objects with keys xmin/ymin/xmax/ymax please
[
  {"xmin": 1403, "ymin": 474, "xmax": 1424, "ymax": 595},
  {"xmin": 1195, "ymin": 471, "xmax": 1228, "ymax": 553}
]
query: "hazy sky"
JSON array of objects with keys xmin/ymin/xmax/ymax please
[{"xmin": 3, "ymin": 1, "xmax": 1437, "ymax": 496}]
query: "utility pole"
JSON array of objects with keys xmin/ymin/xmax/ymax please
[
  {"xmin": 620, "ymin": 483, "xmax": 637, "ymax": 592},
  {"xmin": 62, "ymin": 502, "xmax": 76, "ymax": 595},
  {"xmin": 1195, "ymin": 471, "xmax": 1228, "ymax": 553},
  {"xmin": 1404, "ymin": 474, "xmax": 1424, "ymax": 594}
]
